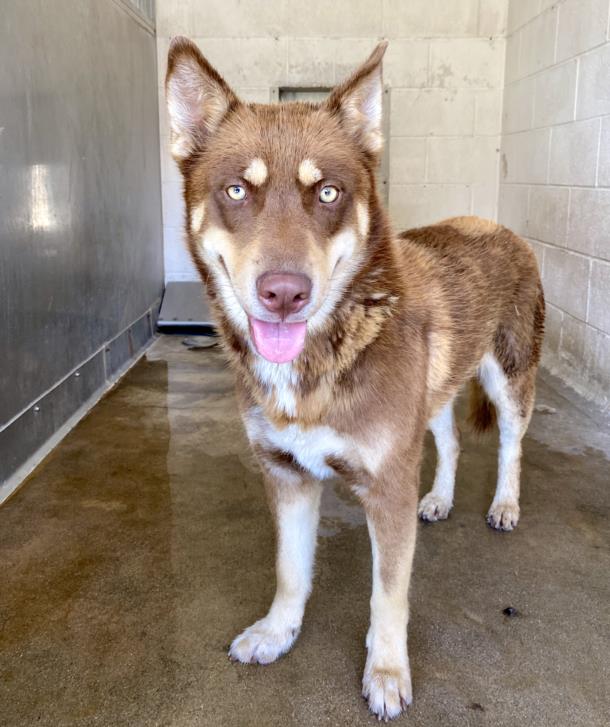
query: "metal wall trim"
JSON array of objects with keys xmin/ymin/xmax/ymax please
[
  {"xmin": 109, "ymin": 0, "xmax": 156, "ymax": 35},
  {"xmin": 0, "ymin": 300, "xmax": 160, "ymax": 504}
]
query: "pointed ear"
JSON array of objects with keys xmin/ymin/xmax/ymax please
[
  {"xmin": 326, "ymin": 41, "xmax": 388, "ymax": 156},
  {"xmin": 165, "ymin": 36, "xmax": 240, "ymax": 161}
]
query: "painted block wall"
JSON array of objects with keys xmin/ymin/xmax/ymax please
[{"xmin": 498, "ymin": 0, "xmax": 610, "ymax": 408}]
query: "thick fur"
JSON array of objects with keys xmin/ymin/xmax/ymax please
[
  {"xmin": 468, "ymin": 378, "xmax": 497, "ymax": 434},
  {"xmin": 166, "ymin": 38, "xmax": 544, "ymax": 721}
]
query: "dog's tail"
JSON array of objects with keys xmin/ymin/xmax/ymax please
[{"xmin": 467, "ymin": 378, "xmax": 496, "ymax": 434}]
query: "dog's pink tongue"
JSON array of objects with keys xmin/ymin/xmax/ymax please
[{"xmin": 250, "ymin": 319, "xmax": 307, "ymax": 363}]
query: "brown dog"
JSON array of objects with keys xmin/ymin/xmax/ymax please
[{"xmin": 165, "ymin": 37, "xmax": 544, "ymax": 720}]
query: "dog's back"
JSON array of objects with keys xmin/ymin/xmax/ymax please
[{"xmin": 398, "ymin": 215, "xmax": 544, "ymax": 400}]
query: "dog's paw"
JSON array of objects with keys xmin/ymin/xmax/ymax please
[
  {"xmin": 229, "ymin": 616, "xmax": 300, "ymax": 665},
  {"xmin": 362, "ymin": 665, "xmax": 412, "ymax": 721},
  {"xmin": 487, "ymin": 501, "xmax": 520, "ymax": 531},
  {"xmin": 418, "ymin": 492, "xmax": 452, "ymax": 522}
]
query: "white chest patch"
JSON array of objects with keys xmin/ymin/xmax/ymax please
[
  {"xmin": 245, "ymin": 408, "xmax": 351, "ymax": 480},
  {"xmin": 244, "ymin": 408, "xmax": 395, "ymax": 482}
]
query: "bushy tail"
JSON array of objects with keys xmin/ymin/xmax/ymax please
[{"xmin": 467, "ymin": 379, "xmax": 496, "ymax": 434}]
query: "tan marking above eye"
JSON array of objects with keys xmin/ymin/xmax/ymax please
[
  {"xmin": 298, "ymin": 158, "xmax": 323, "ymax": 187},
  {"xmin": 243, "ymin": 157, "xmax": 268, "ymax": 186}
]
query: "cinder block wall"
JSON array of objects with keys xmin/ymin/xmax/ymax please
[
  {"xmin": 156, "ymin": 0, "xmax": 507, "ymax": 281},
  {"xmin": 498, "ymin": 0, "xmax": 610, "ymax": 408}
]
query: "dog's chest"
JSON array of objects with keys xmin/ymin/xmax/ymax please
[
  {"xmin": 245, "ymin": 408, "xmax": 352, "ymax": 480},
  {"xmin": 252, "ymin": 359, "xmax": 300, "ymax": 417}
]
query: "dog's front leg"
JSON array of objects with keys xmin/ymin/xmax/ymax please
[
  {"xmin": 229, "ymin": 466, "xmax": 322, "ymax": 665},
  {"xmin": 361, "ymin": 467, "xmax": 418, "ymax": 720}
]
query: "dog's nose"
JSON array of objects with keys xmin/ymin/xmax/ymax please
[{"xmin": 256, "ymin": 272, "xmax": 312, "ymax": 318}]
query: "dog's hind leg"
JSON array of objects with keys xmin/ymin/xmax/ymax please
[
  {"xmin": 229, "ymin": 466, "xmax": 322, "ymax": 664},
  {"xmin": 478, "ymin": 354, "xmax": 536, "ymax": 531},
  {"xmin": 418, "ymin": 397, "xmax": 459, "ymax": 522}
]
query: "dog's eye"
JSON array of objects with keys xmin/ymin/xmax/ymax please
[
  {"xmin": 319, "ymin": 185, "xmax": 339, "ymax": 204},
  {"xmin": 226, "ymin": 185, "xmax": 246, "ymax": 201}
]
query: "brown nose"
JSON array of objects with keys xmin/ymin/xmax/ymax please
[{"xmin": 256, "ymin": 272, "xmax": 312, "ymax": 319}]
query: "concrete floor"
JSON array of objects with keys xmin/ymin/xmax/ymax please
[{"xmin": 1, "ymin": 335, "xmax": 609, "ymax": 727}]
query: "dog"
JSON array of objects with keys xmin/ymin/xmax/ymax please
[{"xmin": 165, "ymin": 37, "xmax": 545, "ymax": 720}]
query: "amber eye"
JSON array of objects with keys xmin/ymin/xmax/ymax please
[
  {"xmin": 319, "ymin": 185, "xmax": 340, "ymax": 204},
  {"xmin": 226, "ymin": 185, "xmax": 246, "ymax": 201}
]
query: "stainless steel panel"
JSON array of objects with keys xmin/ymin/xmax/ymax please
[
  {"xmin": 0, "ymin": 0, "xmax": 164, "ymax": 425},
  {"xmin": 0, "ymin": 304, "xmax": 160, "ymax": 491},
  {"xmin": 104, "ymin": 309, "xmax": 153, "ymax": 380},
  {"xmin": 0, "ymin": 0, "xmax": 164, "ymax": 484},
  {"xmin": 0, "ymin": 351, "xmax": 107, "ymax": 485}
]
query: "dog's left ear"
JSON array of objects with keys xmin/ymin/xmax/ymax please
[{"xmin": 326, "ymin": 41, "xmax": 388, "ymax": 156}]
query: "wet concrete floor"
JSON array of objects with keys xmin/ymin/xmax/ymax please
[{"xmin": 1, "ymin": 335, "xmax": 609, "ymax": 726}]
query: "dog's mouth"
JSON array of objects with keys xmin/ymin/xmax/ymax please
[{"xmin": 249, "ymin": 318, "xmax": 307, "ymax": 364}]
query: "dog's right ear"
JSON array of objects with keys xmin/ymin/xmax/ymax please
[{"xmin": 165, "ymin": 36, "xmax": 239, "ymax": 161}]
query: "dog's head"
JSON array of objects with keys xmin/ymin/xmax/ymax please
[{"xmin": 166, "ymin": 38, "xmax": 387, "ymax": 363}]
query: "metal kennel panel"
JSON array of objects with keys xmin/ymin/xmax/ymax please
[{"xmin": 0, "ymin": 0, "xmax": 163, "ymax": 491}]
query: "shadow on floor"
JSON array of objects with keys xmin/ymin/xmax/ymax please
[{"xmin": 1, "ymin": 335, "xmax": 608, "ymax": 726}]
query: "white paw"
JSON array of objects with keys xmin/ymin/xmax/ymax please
[
  {"xmin": 229, "ymin": 616, "xmax": 300, "ymax": 665},
  {"xmin": 362, "ymin": 664, "xmax": 412, "ymax": 721},
  {"xmin": 418, "ymin": 492, "xmax": 452, "ymax": 522},
  {"xmin": 487, "ymin": 500, "xmax": 520, "ymax": 531}
]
